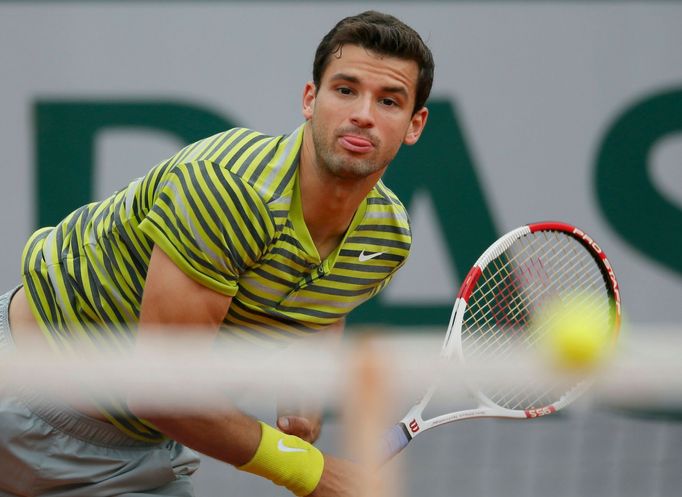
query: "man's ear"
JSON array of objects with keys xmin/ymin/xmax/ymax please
[
  {"xmin": 403, "ymin": 107, "xmax": 429, "ymax": 145},
  {"xmin": 302, "ymin": 81, "xmax": 316, "ymax": 120}
]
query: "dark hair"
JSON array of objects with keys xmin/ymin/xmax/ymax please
[{"xmin": 313, "ymin": 11, "xmax": 435, "ymax": 114}]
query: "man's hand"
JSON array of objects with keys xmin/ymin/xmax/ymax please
[{"xmin": 277, "ymin": 409, "xmax": 323, "ymax": 444}]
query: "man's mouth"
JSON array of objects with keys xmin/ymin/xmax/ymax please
[{"xmin": 338, "ymin": 134, "xmax": 375, "ymax": 153}]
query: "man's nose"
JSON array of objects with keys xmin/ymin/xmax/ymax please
[{"xmin": 349, "ymin": 95, "xmax": 375, "ymax": 128}]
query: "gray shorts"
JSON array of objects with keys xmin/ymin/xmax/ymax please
[{"xmin": 0, "ymin": 287, "xmax": 200, "ymax": 497}]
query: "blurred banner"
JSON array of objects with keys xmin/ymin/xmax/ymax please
[{"xmin": 1, "ymin": 1, "xmax": 680, "ymax": 327}]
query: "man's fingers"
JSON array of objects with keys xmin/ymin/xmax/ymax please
[{"xmin": 277, "ymin": 416, "xmax": 313, "ymax": 440}]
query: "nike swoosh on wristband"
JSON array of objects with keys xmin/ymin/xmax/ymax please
[
  {"xmin": 358, "ymin": 250, "xmax": 385, "ymax": 262},
  {"xmin": 277, "ymin": 438, "xmax": 308, "ymax": 453}
]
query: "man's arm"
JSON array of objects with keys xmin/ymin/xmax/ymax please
[
  {"xmin": 277, "ymin": 318, "xmax": 345, "ymax": 443},
  {"xmin": 129, "ymin": 245, "xmax": 363, "ymax": 496},
  {"xmin": 129, "ymin": 244, "xmax": 260, "ymax": 465}
]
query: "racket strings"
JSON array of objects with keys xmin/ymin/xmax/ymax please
[
  {"xmin": 486, "ymin": 252, "xmax": 608, "ymax": 348},
  {"xmin": 464, "ymin": 235, "xmax": 609, "ymax": 362},
  {"xmin": 496, "ymin": 375, "xmax": 575, "ymax": 411},
  {"xmin": 465, "ymin": 233, "xmax": 561, "ymax": 328},
  {"xmin": 464, "ymin": 235, "xmax": 606, "ymax": 357},
  {"xmin": 484, "ymin": 286, "xmax": 610, "ymax": 410},
  {"xmin": 492, "ymin": 375, "xmax": 559, "ymax": 410},
  {"xmin": 459, "ymin": 231, "xmax": 613, "ymax": 410},
  {"xmin": 465, "ymin": 233, "xmax": 608, "ymax": 345},
  {"xmin": 470, "ymin": 232, "xmax": 590, "ymax": 326}
]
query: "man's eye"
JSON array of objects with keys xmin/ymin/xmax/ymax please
[
  {"xmin": 381, "ymin": 98, "xmax": 398, "ymax": 107},
  {"xmin": 337, "ymin": 87, "xmax": 353, "ymax": 95}
]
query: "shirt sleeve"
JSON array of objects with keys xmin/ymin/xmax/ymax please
[{"xmin": 138, "ymin": 160, "xmax": 275, "ymax": 296}]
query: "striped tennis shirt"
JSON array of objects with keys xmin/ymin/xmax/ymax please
[{"xmin": 21, "ymin": 123, "xmax": 412, "ymax": 441}]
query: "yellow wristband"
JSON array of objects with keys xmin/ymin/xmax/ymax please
[{"xmin": 238, "ymin": 422, "xmax": 324, "ymax": 496}]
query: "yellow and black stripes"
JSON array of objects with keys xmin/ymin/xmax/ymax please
[
  {"xmin": 140, "ymin": 160, "xmax": 277, "ymax": 295},
  {"xmin": 21, "ymin": 123, "xmax": 412, "ymax": 442}
]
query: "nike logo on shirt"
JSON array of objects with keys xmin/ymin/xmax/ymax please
[{"xmin": 358, "ymin": 250, "xmax": 385, "ymax": 262}]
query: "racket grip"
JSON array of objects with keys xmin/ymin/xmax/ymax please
[{"xmin": 380, "ymin": 423, "xmax": 411, "ymax": 463}]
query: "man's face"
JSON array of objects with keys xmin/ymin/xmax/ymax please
[{"xmin": 302, "ymin": 44, "xmax": 428, "ymax": 179}]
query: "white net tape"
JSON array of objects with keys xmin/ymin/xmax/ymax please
[{"xmin": 1, "ymin": 326, "xmax": 680, "ymax": 497}]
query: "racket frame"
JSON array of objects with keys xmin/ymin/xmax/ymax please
[{"xmin": 386, "ymin": 221, "xmax": 621, "ymax": 456}]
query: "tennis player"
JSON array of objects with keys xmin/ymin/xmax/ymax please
[{"xmin": 0, "ymin": 10, "xmax": 433, "ymax": 496}]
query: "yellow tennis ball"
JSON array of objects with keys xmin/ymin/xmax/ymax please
[{"xmin": 537, "ymin": 298, "xmax": 611, "ymax": 371}]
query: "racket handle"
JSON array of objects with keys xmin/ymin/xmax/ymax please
[{"xmin": 380, "ymin": 423, "xmax": 412, "ymax": 463}]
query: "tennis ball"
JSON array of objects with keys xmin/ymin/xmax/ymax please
[{"xmin": 536, "ymin": 298, "xmax": 611, "ymax": 371}]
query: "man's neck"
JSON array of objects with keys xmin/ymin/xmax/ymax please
[{"xmin": 298, "ymin": 122, "xmax": 383, "ymax": 259}]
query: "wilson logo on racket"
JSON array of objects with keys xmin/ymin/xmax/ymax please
[{"xmin": 408, "ymin": 419, "xmax": 420, "ymax": 433}]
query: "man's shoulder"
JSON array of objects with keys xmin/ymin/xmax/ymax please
[
  {"xmin": 190, "ymin": 126, "xmax": 280, "ymax": 166},
  {"xmin": 367, "ymin": 181, "xmax": 411, "ymax": 228},
  {"xmin": 182, "ymin": 125, "xmax": 303, "ymax": 202}
]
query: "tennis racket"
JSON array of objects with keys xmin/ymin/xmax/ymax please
[{"xmin": 382, "ymin": 221, "xmax": 621, "ymax": 460}]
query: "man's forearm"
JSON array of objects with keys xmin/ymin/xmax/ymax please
[
  {"xmin": 143, "ymin": 408, "xmax": 261, "ymax": 466},
  {"xmin": 135, "ymin": 404, "xmax": 362, "ymax": 497}
]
